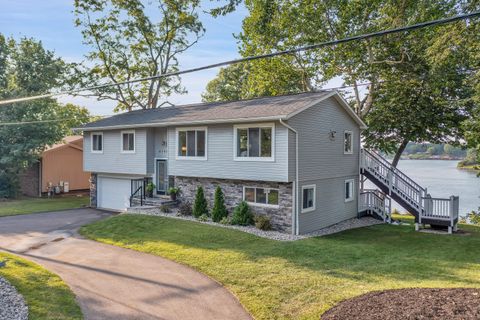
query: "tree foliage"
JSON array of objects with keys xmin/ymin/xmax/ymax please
[
  {"xmin": 204, "ymin": 0, "xmax": 479, "ymax": 166},
  {"xmin": 460, "ymin": 0, "xmax": 480, "ymax": 164},
  {"xmin": 74, "ymin": 0, "xmax": 205, "ymax": 112},
  {"xmin": 0, "ymin": 35, "xmax": 91, "ymax": 198}
]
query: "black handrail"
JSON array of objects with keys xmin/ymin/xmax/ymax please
[{"xmin": 130, "ymin": 186, "xmax": 143, "ymax": 207}]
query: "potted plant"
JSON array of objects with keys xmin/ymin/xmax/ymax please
[
  {"xmin": 168, "ymin": 186, "xmax": 181, "ymax": 201},
  {"xmin": 145, "ymin": 182, "xmax": 156, "ymax": 198}
]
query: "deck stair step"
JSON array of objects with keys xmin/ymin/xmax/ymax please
[{"xmin": 360, "ymin": 149, "xmax": 460, "ymax": 233}]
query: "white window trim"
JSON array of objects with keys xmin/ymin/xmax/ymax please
[
  {"xmin": 175, "ymin": 127, "xmax": 208, "ymax": 160},
  {"xmin": 345, "ymin": 179, "xmax": 355, "ymax": 202},
  {"xmin": 91, "ymin": 132, "xmax": 103, "ymax": 154},
  {"xmin": 233, "ymin": 123, "xmax": 275, "ymax": 162},
  {"xmin": 344, "ymin": 130, "xmax": 353, "ymax": 154},
  {"xmin": 301, "ymin": 184, "xmax": 316, "ymax": 213},
  {"xmin": 242, "ymin": 186, "xmax": 280, "ymax": 208},
  {"xmin": 120, "ymin": 130, "xmax": 136, "ymax": 154}
]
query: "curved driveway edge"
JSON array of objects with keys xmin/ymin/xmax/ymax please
[{"xmin": 0, "ymin": 209, "xmax": 251, "ymax": 320}]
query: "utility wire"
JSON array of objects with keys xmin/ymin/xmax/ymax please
[
  {"xmin": 3, "ymin": 71, "xmax": 479, "ymax": 126},
  {"xmin": 0, "ymin": 116, "xmax": 108, "ymax": 126},
  {"xmin": 0, "ymin": 10, "xmax": 478, "ymax": 106}
]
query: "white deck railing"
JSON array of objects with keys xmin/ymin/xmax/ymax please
[
  {"xmin": 422, "ymin": 196, "xmax": 460, "ymax": 221},
  {"xmin": 361, "ymin": 149, "xmax": 460, "ymax": 233},
  {"xmin": 360, "ymin": 189, "xmax": 390, "ymax": 222},
  {"xmin": 361, "ymin": 149, "xmax": 427, "ymax": 214}
]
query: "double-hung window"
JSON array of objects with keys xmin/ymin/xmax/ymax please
[
  {"xmin": 345, "ymin": 179, "xmax": 355, "ymax": 202},
  {"xmin": 344, "ymin": 131, "xmax": 353, "ymax": 154},
  {"xmin": 244, "ymin": 186, "xmax": 279, "ymax": 206},
  {"xmin": 234, "ymin": 124, "xmax": 274, "ymax": 161},
  {"xmin": 121, "ymin": 130, "xmax": 135, "ymax": 153},
  {"xmin": 176, "ymin": 127, "xmax": 207, "ymax": 159},
  {"xmin": 301, "ymin": 184, "xmax": 316, "ymax": 213},
  {"xmin": 91, "ymin": 132, "xmax": 103, "ymax": 153}
]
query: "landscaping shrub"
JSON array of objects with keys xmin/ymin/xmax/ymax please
[
  {"xmin": 193, "ymin": 186, "xmax": 209, "ymax": 218},
  {"xmin": 460, "ymin": 209, "xmax": 480, "ymax": 225},
  {"xmin": 254, "ymin": 215, "xmax": 272, "ymax": 231},
  {"xmin": 231, "ymin": 201, "xmax": 254, "ymax": 226},
  {"xmin": 198, "ymin": 214, "xmax": 209, "ymax": 222},
  {"xmin": 219, "ymin": 216, "xmax": 231, "ymax": 225},
  {"xmin": 211, "ymin": 186, "xmax": 228, "ymax": 222},
  {"xmin": 178, "ymin": 201, "xmax": 193, "ymax": 216}
]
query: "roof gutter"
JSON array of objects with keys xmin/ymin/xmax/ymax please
[{"xmin": 279, "ymin": 118, "xmax": 299, "ymax": 236}]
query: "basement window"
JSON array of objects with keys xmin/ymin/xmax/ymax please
[
  {"xmin": 345, "ymin": 179, "xmax": 355, "ymax": 202},
  {"xmin": 301, "ymin": 184, "xmax": 316, "ymax": 213},
  {"xmin": 244, "ymin": 187, "xmax": 279, "ymax": 207}
]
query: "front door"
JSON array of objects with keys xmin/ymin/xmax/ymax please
[{"xmin": 156, "ymin": 159, "xmax": 168, "ymax": 194}]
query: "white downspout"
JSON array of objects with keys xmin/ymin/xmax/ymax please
[{"xmin": 280, "ymin": 119, "xmax": 299, "ymax": 235}]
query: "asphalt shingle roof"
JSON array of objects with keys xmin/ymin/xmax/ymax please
[{"xmin": 80, "ymin": 91, "xmax": 342, "ymax": 130}]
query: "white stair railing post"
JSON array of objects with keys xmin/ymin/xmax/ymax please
[
  {"xmin": 449, "ymin": 195, "xmax": 455, "ymax": 234},
  {"xmin": 387, "ymin": 169, "xmax": 393, "ymax": 196}
]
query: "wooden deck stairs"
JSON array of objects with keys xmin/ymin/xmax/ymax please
[{"xmin": 360, "ymin": 149, "xmax": 460, "ymax": 233}]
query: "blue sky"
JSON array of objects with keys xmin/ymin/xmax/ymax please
[{"xmin": 0, "ymin": 0, "xmax": 248, "ymax": 115}]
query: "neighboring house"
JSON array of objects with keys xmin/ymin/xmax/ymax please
[
  {"xmin": 19, "ymin": 136, "xmax": 91, "ymax": 197},
  {"xmin": 79, "ymin": 91, "xmax": 369, "ymax": 235}
]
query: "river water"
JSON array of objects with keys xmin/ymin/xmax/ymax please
[{"xmin": 367, "ymin": 160, "xmax": 479, "ymax": 216}]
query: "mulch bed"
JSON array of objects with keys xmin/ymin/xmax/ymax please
[{"xmin": 322, "ymin": 288, "xmax": 480, "ymax": 320}]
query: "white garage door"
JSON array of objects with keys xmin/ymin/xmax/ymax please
[{"xmin": 97, "ymin": 177, "xmax": 131, "ymax": 211}]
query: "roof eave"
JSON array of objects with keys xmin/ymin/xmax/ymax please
[
  {"xmin": 282, "ymin": 90, "xmax": 368, "ymax": 130},
  {"xmin": 74, "ymin": 115, "xmax": 288, "ymax": 132}
]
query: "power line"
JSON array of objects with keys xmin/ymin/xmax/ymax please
[
  {"xmin": 0, "ymin": 116, "xmax": 108, "ymax": 126},
  {"xmin": 0, "ymin": 10, "xmax": 478, "ymax": 106}
]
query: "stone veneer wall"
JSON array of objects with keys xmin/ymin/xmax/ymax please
[
  {"xmin": 90, "ymin": 173, "xmax": 97, "ymax": 208},
  {"xmin": 175, "ymin": 176, "xmax": 293, "ymax": 233}
]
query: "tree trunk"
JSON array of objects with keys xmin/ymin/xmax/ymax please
[{"xmin": 392, "ymin": 139, "xmax": 409, "ymax": 168}]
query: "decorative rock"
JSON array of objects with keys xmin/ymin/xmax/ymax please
[
  {"xmin": 0, "ymin": 276, "xmax": 28, "ymax": 320},
  {"xmin": 126, "ymin": 207, "xmax": 383, "ymax": 241}
]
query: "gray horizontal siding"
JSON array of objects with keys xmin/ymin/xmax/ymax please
[
  {"xmin": 287, "ymin": 96, "xmax": 362, "ymax": 234},
  {"xmin": 298, "ymin": 175, "xmax": 359, "ymax": 233},
  {"xmin": 84, "ymin": 129, "xmax": 148, "ymax": 175},
  {"xmin": 168, "ymin": 122, "xmax": 289, "ymax": 182},
  {"xmin": 288, "ymin": 96, "xmax": 360, "ymax": 182}
]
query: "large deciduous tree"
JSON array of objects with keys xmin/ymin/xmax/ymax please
[
  {"xmin": 74, "ymin": 0, "xmax": 205, "ymax": 112},
  {"xmin": 0, "ymin": 35, "xmax": 91, "ymax": 198},
  {"xmin": 204, "ymin": 0, "xmax": 479, "ymax": 166}
]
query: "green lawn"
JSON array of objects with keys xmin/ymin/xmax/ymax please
[
  {"xmin": 81, "ymin": 215, "xmax": 480, "ymax": 319},
  {"xmin": 0, "ymin": 196, "xmax": 89, "ymax": 217},
  {"xmin": 0, "ymin": 251, "xmax": 82, "ymax": 320}
]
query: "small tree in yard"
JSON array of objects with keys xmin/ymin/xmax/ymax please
[
  {"xmin": 193, "ymin": 186, "xmax": 208, "ymax": 218},
  {"xmin": 211, "ymin": 186, "xmax": 228, "ymax": 222},
  {"xmin": 231, "ymin": 201, "xmax": 254, "ymax": 226}
]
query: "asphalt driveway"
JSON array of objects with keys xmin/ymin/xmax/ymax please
[{"xmin": 0, "ymin": 209, "xmax": 251, "ymax": 320}]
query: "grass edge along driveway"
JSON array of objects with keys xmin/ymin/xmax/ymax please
[
  {"xmin": 0, "ymin": 196, "xmax": 89, "ymax": 217},
  {"xmin": 80, "ymin": 214, "xmax": 480, "ymax": 320},
  {"xmin": 0, "ymin": 251, "xmax": 82, "ymax": 320}
]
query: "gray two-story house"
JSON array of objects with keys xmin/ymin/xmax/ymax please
[{"xmin": 79, "ymin": 91, "xmax": 367, "ymax": 235}]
